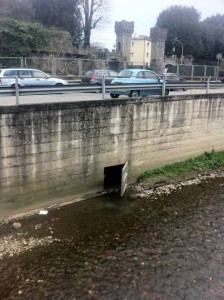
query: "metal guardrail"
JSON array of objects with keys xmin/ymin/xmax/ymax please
[{"xmin": 0, "ymin": 76, "xmax": 224, "ymax": 104}]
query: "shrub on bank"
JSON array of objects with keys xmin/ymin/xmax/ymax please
[{"xmin": 138, "ymin": 150, "xmax": 224, "ymax": 182}]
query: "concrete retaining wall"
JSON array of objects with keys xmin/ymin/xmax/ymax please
[{"xmin": 1, "ymin": 94, "xmax": 224, "ymax": 216}]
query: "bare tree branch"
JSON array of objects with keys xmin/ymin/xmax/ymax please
[{"xmin": 78, "ymin": 0, "xmax": 110, "ymax": 48}]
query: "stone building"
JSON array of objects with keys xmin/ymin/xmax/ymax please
[
  {"xmin": 130, "ymin": 35, "xmax": 151, "ymax": 68},
  {"xmin": 150, "ymin": 27, "xmax": 167, "ymax": 74},
  {"xmin": 115, "ymin": 20, "xmax": 167, "ymax": 73},
  {"xmin": 115, "ymin": 20, "xmax": 134, "ymax": 63}
]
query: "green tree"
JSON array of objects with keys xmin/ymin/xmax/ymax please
[
  {"xmin": 0, "ymin": 19, "xmax": 50, "ymax": 56},
  {"xmin": 32, "ymin": 0, "xmax": 82, "ymax": 46},
  {"xmin": 200, "ymin": 15, "xmax": 224, "ymax": 61},
  {"xmin": 156, "ymin": 5, "xmax": 202, "ymax": 59}
]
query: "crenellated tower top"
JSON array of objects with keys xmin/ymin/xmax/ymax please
[{"xmin": 115, "ymin": 20, "xmax": 134, "ymax": 36}]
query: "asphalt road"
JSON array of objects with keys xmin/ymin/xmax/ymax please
[{"xmin": 0, "ymin": 87, "xmax": 224, "ymax": 106}]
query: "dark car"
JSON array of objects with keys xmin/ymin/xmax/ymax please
[
  {"xmin": 81, "ymin": 70, "xmax": 118, "ymax": 85},
  {"xmin": 162, "ymin": 73, "xmax": 187, "ymax": 91}
]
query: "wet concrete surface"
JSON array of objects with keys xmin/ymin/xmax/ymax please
[{"xmin": 1, "ymin": 176, "xmax": 224, "ymax": 299}]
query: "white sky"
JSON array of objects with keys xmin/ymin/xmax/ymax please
[{"xmin": 91, "ymin": 0, "xmax": 224, "ymax": 50}]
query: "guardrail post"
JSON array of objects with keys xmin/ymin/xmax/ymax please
[
  {"xmin": 191, "ymin": 65, "xmax": 194, "ymax": 81},
  {"xmin": 176, "ymin": 64, "xmax": 180, "ymax": 75},
  {"xmin": 162, "ymin": 77, "xmax": 166, "ymax": 97},
  {"xmin": 78, "ymin": 59, "xmax": 82, "ymax": 77},
  {"xmin": 52, "ymin": 58, "xmax": 57, "ymax": 76},
  {"xmin": 15, "ymin": 76, "xmax": 20, "ymax": 105},
  {"xmin": 102, "ymin": 74, "xmax": 106, "ymax": 100},
  {"xmin": 206, "ymin": 76, "xmax": 211, "ymax": 94},
  {"xmin": 204, "ymin": 66, "xmax": 207, "ymax": 81},
  {"xmin": 20, "ymin": 57, "xmax": 24, "ymax": 68}
]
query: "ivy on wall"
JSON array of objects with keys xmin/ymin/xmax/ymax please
[{"xmin": 0, "ymin": 18, "xmax": 52, "ymax": 56}]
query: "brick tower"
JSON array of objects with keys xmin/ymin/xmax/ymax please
[
  {"xmin": 150, "ymin": 27, "xmax": 167, "ymax": 74},
  {"xmin": 115, "ymin": 20, "xmax": 134, "ymax": 63}
]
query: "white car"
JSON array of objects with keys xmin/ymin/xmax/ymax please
[{"xmin": 0, "ymin": 68, "xmax": 68, "ymax": 87}]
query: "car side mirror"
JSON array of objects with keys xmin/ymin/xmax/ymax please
[
  {"xmin": 180, "ymin": 78, "xmax": 184, "ymax": 81},
  {"xmin": 158, "ymin": 77, "xmax": 162, "ymax": 82}
]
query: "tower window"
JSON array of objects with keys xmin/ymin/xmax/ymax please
[
  {"xmin": 132, "ymin": 42, "xmax": 134, "ymax": 47},
  {"xmin": 118, "ymin": 42, "xmax": 121, "ymax": 51}
]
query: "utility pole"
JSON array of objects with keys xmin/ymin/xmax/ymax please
[{"xmin": 175, "ymin": 38, "xmax": 184, "ymax": 64}]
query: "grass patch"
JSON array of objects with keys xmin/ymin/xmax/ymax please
[{"xmin": 138, "ymin": 150, "xmax": 224, "ymax": 183}]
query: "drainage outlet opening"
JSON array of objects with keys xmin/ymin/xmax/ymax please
[{"xmin": 104, "ymin": 164, "xmax": 124, "ymax": 191}]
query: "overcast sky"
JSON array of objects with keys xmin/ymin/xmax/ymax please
[{"xmin": 91, "ymin": 0, "xmax": 224, "ymax": 50}]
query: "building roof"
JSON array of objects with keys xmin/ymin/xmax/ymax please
[{"xmin": 132, "ymin": 35, "xmax": 151, "ymax": 41}]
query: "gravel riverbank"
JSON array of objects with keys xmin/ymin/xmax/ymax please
[
  {"xmin": 1, "ymin": 169, "xmax": 224, "ymax": 299},
  {"xmin": 1, "ymin": 170, "xmax": 224, "ymax": 261}
]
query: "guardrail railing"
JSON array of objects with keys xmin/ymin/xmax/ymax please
[{"xmin": 0, "ymin": 75, "xmax": 224, "ymax": 105}]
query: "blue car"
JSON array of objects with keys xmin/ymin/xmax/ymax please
[{"xmin": 109, "ymin": 69, "xmax": 167, "ymax": 98}]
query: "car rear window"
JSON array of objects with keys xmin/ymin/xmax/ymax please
[
  {"xmin": 85, "ymin": 71, "xmax": 94, "ymax": 77},
  {"xmin": 118, "ymin": 70, "xmax": 133, "ymax": 78},
  {"xmin": 110, "ymin": 71, "xmax": 118, "ymax": 77},
  {"xmin": 3, "ymin": 70, "xmax": 19, "ymax": 76}
]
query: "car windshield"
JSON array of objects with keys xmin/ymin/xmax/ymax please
[
  {"xmin": 94, "ymin": 71, "xmax": 103, "ymax": 76},
  {"xmin": 32, "ymin": 71, "xmax": 48, "ymax": 78},
  {"xmin": 118, "ymin": 70, "xmax": 133, "ymax": 78}
]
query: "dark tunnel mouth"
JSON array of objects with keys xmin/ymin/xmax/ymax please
[{"xmin": 104, "ymin": 163, "xmax": 125, "ymax": 191}]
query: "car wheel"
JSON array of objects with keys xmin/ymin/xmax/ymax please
[
  {"xmin": 11, "ymin": 84, "xmax": 21, "ymax": 88},
  {"xmin": 110, "ymin": 93, "xmax": 119, "ymax": 98},
  {"xmin": 129, "ymin": 90, "xmax": 139, "ymax": 97},
  {"xmin": 55, "ymin": 83, "xmax": 63, "ymax": 86},
  {"xmin": 165, "ymin": 89, "xmax": 169, "ymax": 95},
  {"xmin": 183, "ymin": 88, "xmax": 187, "ymax": 91}
]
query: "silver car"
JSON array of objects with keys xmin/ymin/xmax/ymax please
[{"xmin": 0, "ymin": 68, "xmax": 68, "ymax": 87}]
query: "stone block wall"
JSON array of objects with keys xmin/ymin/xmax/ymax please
[{"xmin": 1, "ymin": 94, "xmax": 224, "ymax": 216}]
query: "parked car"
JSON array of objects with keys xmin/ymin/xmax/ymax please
[
  {"xmin": 109, "ymin": 69, "xmax": 167, "ymax": 98},
  {"xmin": 0, "ymin": 68, "xmax": 68, "ymax": 87},
  {"xmin": 162, "ymin": 73, "xmax": 187, "ymax": 91},
  {"xmin": 81, "ymin": 70, "xmax": 118, "ymax": 85}
]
